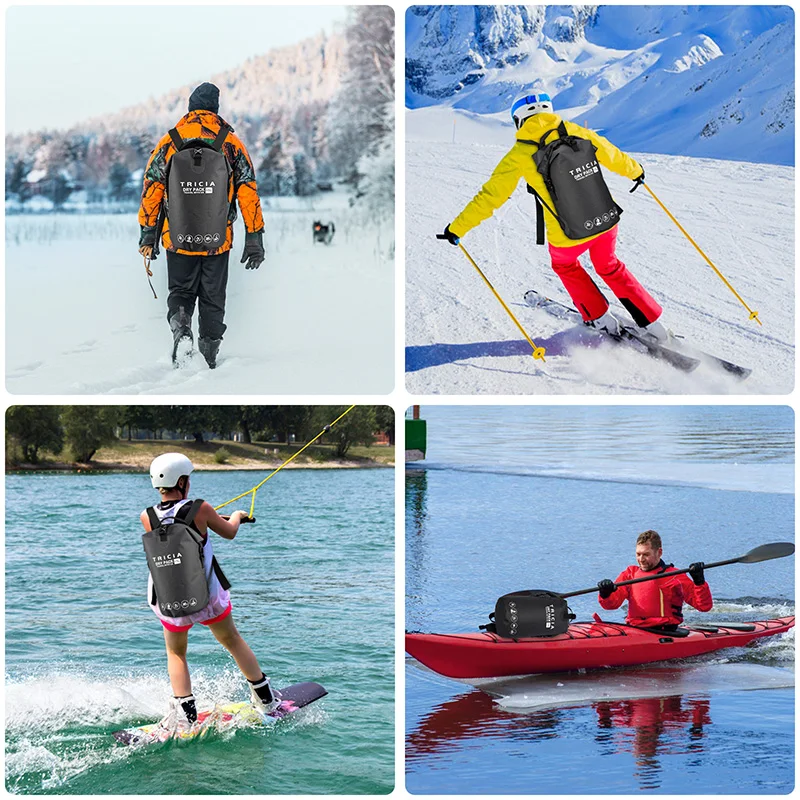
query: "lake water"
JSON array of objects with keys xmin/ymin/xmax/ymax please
[
  {"xmin": 406, "ymin": 406, "xmax": 794, "ymax": 794},
  {"xmin": 6, "ymin": 468, "xmax": 394, "ymax": 794}
]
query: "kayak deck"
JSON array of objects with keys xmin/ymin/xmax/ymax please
[{"xmin": 406, "ymin": 617, "xmax": 794, "ymax": 679}]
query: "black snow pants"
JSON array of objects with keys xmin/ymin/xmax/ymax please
[{"xmin": 166, "ymin": 251, "xmax": 230, "ymax": 340}]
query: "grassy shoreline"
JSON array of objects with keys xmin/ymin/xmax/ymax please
[{"xmin": 6, "ymin": 439, "xmax": 394, "ymax": 473}]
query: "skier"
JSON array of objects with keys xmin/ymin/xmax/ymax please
[
  {"xmin": 596, "ymin": 529, "xmax": 713, "ymax": 629},
  {"xmin": 142, "ymin": 452, "xmax": 279, "ymax": 733},
  {"xmin": 440, "ymin": 92, "xmax": 667, "ymax": 342},
  {"xmin": 137, "ymin": 82, "xmax": 266, "ymax": 369}
]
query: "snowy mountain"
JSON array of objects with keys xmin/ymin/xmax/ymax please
[
  {"xmin": 406, "ymin": 5, "xmax": 794, "ymax": 164},
  {"xmin": 94, "ymin": 33, "xmax": 346, "ymax": 133}
]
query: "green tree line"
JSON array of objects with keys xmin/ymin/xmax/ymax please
[{"xmin": 6, "ymin": 406, "xmax": 394, "ymax": 464}]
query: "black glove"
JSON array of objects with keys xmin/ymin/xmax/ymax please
[
  {"xmin": 439, "ymin": 225, "xmax": 460, "ymax": 246},
  {"xmin": 597, "ymin": 579, "xmax": 616, "ymax": 599},
  {"xmin": 241, "ymin": 231, "xmax": 265, "ymax": 270},
  {"xmin": 688, "ymin": 561, "xmax": 706, "ymax": 586},
  {"xmin": 630, "ymin": 169, "xmax": 645, "ymax": 193},
  {"xmin": 139, "ymin": 226, "xmax": 156, "ymax": 248}
]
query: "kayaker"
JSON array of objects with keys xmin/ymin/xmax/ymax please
[
  {"xmin": 597, "ymin": 530, "xmax": 713, "ymax": 629},
  {"xmin": 141, "ymin": 453, "xmax": 279, "ymax": 733}
]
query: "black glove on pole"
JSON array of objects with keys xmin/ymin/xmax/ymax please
[
  {"xmin": 241, "ymin": 231, "xmax": 265, "ymax": 270},
  {"xmin": 597, "ymin": 579, "xmax": 616, "ymax": 599},
  {"xmin": 688, "ymin": 562, "xmax": 706, "ymax": 585},
  {"xmin": 630, "ymin": 169, "xmax": 646, "ymax": 193},
  {"xmin": 436, "ymin": 225, "xmax": 460, "ymax": 246}
]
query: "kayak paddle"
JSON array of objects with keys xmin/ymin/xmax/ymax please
[{"xmin": 561, "ymin": 542, "xmax": 795, "ymax": 599}]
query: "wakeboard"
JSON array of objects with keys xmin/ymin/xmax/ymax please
[{"xmin": 113, "ymin": 681, "xmax": 327, "ymax": 746}]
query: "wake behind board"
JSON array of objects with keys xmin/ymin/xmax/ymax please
[{"xmin": 113, "ymin": 681, "xmax": 327, "ymax": 746}]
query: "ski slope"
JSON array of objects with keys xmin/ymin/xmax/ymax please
[
  {"xmin": 406, "ymin": 108, "xmax": 794, "ymax": 395},
  {"xmin": 6, "ymin": 198, "xmax": 393, "ymax": 394}
]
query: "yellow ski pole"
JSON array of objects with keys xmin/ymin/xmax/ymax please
[
  {"xmin": 438, "ymin": 235, "xmax": 546, "ymax": 362},
  {"xmin": 643, "ymin": 183, "xmax": 761, "ymax": 326},
  {"xmin": 214, "ymin": 405, "xmax": 357, "ymax": 517}
]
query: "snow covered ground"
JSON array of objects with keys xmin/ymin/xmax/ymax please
[
  {"xmin": 406, "ymin": 108, "xmax": 794, "ymax": 395},
  {"xmin": 6, "ymin": 195, "xmax": 393, "ymax": 394}
]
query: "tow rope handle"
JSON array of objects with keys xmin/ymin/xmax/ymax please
[
  {"xmin": 436, "ymin": 235, "xmax": 546, "ymax": 362},
  {"xmin": 221, "ymin": 514, "xmax": 255, "ymax": 524},
  {"xmin": 641, "ymin": 182, "xmax": 761, "ymax": 326}
]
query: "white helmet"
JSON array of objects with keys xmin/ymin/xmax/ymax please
[
  {"xmin": 150, "ymin": 453, "xmax": 194, "ymax": 489},
  {"xmin": 511, "ymin": 92, "xmax": 554, "ymax": 128}
]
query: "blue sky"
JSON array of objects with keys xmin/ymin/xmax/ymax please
[{"xmin": 6, "ymin": 5, "xmax": 349, "ymax": 133}]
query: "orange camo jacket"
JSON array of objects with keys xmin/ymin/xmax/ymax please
[{"xmin": 138, "ymin": 110, "xmax": 264, "ymax": 256}]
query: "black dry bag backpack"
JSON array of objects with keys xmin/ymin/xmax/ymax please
[
  {"xmin": 166, "ymin": 124, "xmax": 233, "ymax": 252},
  {"xmin": 142, "ymin": 499, "xmax": 230, "ymax": 618},
  {"xmin": 523, "ymin": 121, "xmax": 622, "ymax": 243},
  {"xmin": 488, "ymin": 590, "xmax": 575, "ymax": 638}
]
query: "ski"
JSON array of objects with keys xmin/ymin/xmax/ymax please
[
  {"xmin": 523, "ymin": 290, "xmax": 701, "ymax": 372},
  {"xmin": 523, "ymin": 290, "xmax": 751, "ymax": 378}
]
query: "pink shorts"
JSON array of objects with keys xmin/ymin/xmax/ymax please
[{"xmin": 160, "ymin": 601, "xmax": 232, "ymax": 632}]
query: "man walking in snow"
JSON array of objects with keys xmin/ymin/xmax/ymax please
[
  {"xmin": 440, "ymin": 92, "xmax": 667, "ymax": 342},
  {"xmin": 138, "ymin": 82, "xmax": 266, "ymax": 369}
]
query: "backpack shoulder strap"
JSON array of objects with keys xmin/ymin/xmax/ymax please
[
  {"xmin": 176, "ymin": 498, "xmax": 204, "ymax": 526},
  {"xmin": 526, "ymin": 184, "xmax": 546, "ymax": 246},
  {"xmin": 558, "ymin": 121, "xmax": 569, "ymax": 139},
  {"xmin": 168, "ymin": 128, "xmax": 184, "ymax": 152},
  {"xmin": 211, "ymin": 124, "xmax": 231, "ymax": 152},
  {"xmin": 145, "ymin": 506, "xmax": 161, "ymax": 530},
  {"xmin": 526, "ymin": 183, "xmax": 558, "ymax": 243},
  {"xmin": 212, "ymin": 557, "xmax": 231, "ymax": 590}
]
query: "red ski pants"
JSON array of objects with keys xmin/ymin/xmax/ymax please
[{"xmin": 548, "ymin": 226, "xmax": 662, "ymax": 326}]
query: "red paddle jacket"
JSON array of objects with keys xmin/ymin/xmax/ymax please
[{"xmin": 599, "ymin": 560, "xmax": 713, "ymax": 627}]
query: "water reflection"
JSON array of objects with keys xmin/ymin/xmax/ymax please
[{"xmin": 407, "ymin": 689, "xmax": 712, "ymax": 790}]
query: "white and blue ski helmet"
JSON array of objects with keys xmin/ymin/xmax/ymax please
[{"xmin": 511, "ymin": 93, "xmax": 553, "ymax": 128}]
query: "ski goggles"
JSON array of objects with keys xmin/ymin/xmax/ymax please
[{"xmin": 511, "ymin": 93, "xmax": 552, "ymax": 119}]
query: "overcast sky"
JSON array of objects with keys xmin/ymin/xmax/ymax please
[{"xmin": 6, "ymin": 5, "xmax": 349, "ymax": 133}]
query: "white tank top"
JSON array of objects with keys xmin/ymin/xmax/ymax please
[{"xmin": 145, "ymin": 498, "xmax": 230, "ymax": 625}]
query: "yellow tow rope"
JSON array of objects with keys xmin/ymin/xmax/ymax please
[
  {"xmin": 214, "ymin": 405, "xmax": 357, "ymax": 518},
  {"xmin": 643, "ymin": 183, "xmax": 761, "ymax": 326},
  {"xmin": 458, "ymin": 243, "xmax": 546, "ymax": 362}
]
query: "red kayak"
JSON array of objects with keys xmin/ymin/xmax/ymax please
[{"xmin": 406, "ymin": 616, "xmax": 794, "ymax": 680}]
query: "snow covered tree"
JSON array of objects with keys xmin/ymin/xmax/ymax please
[
  {"xmin": 108, "ymin": 162, "xmax": 133, "ymax": 201},
  {"xmin": 328, "ymin": 6, "xmax": 394, "ymax": 213}
]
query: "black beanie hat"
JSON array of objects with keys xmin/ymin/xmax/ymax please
[{"xmin": 188, "ymin": 82, "xmax": 220, "ymax": 114}]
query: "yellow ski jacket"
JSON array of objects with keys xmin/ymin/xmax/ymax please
[{"xmin": 449, "ymin": 113, "xmax": 643, "ymax": 249}]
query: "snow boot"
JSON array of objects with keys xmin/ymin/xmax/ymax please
[
  {"xmin": 198, "ymin": 337, "xmax": 222, "ymax": 369},
  {"xmin": 169, "ymin": 307, "xmax": 193, "ymax": 367},
  {"xmin": 588, "ymin": 309, "xmax": 622, "ymax": 337}
]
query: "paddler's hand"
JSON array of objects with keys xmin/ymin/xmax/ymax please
[
  {"xmin": 597, "ymin": 579, "xmax": 616, "ymax": 599},
  {"xmin": 688, "ymin": 562, "xmax": 706, "ymax": 586}
]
